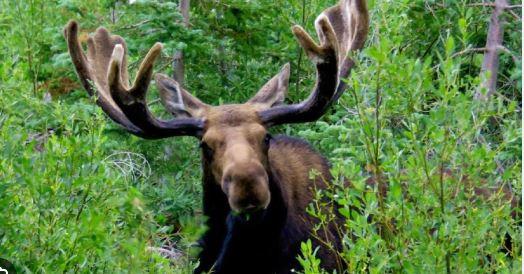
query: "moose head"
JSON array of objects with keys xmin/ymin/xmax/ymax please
[{"xmin": 64, "ymin": 0, "xmax": 368, "ymax": 217}]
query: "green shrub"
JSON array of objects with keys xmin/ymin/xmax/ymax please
[{"xmin": 0, "ymin": 0, "xmax": 520, "ymax": 273}]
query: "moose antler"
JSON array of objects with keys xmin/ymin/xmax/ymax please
[
  {"xmin": 260, "ymin": 0, "xmax": 368, "ymax": 127},
  {"xmin": 64, "ymin": 21, "xmax": 204, "ymax": 139}
]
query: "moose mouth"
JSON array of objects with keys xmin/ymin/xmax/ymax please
[{"xmin": 232, "ymin": 208, "xmax": 267, "ymax": 224}]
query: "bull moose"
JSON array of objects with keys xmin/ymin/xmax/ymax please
[{"xmin": 64, "ymin": 0, "xmax": 369, "ymax": 273}]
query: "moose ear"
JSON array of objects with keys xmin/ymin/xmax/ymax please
[
  {"xmin": 155, "ymin": 74, "xmax": 209, "ymax": 118},
  {"xmin": 248, "ymin": 63, "xmax": 290, "ymax": 110}
]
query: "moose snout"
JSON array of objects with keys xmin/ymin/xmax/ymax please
[{"xmin": 222, "ymin": 162, "xmax": 270, "ymax": 213}]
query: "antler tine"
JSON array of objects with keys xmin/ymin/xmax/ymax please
[
  {"xmin": 329, "ymin": 0, "xmax": 369, "ymax": 103},
  {"xmin": 108, "ymin": 42, "xmax": 204, "ymax": 137},
  {"xmin": 64, "ymin": 21, "xmax": 143, "ymax": 135},
  {"xmin": 64, "ymin": 21, "xmax": 204, "ymax": 139},
  {"xmin": 64, "ymin": 21, "xmax": 92, "ymax": 95},
  {"xmin": 259, "ymin": 0, "xmax": 368, "ymax": 127}
]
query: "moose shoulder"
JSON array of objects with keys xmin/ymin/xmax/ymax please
[{"xmin": 64, "ymin": 0, "xmax": 369, "ymax": 273}]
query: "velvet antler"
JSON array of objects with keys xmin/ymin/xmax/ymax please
[
  {"xmin": 259, "ymin": 0, "xmax": 368, "ymax": 127},
  {"xmin": 64, "ymin": 21, "xmax": 204, "ymax": 139}
]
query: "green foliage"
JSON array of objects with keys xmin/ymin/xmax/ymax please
[
  {"xmin": 0, "ymin": 0, "xmax": 521, "ymax": 273},
  {"xmin": 299, "ymin": 1, "xmax": 521, "ymax": 273},
  {"xmin": 298, "ymin": 240, "xmax": 328, "ymax": 274}
]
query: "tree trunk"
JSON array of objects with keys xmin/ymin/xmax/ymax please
[
  {"xmin": 475, "ymin": 0, "xmax": 508, "ymax": 101},
  {"xmin": 173, "ymin": 0, "xmax": 190, "ymax": 86}
]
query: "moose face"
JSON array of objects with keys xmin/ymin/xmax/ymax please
[
  {"xmin": 153, "ymin": 65, "xmax": 291, "ymax": 214},
  {"xmin": 200, "ymin": 105, "xmax": 271, "ymax": 213}
]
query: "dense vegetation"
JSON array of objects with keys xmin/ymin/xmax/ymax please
[{"xmin": 0, "ymin": 0, "xmax": 521, "ymax": 273}]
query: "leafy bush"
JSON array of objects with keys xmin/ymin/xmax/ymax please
[
  {"xmin": 0, "ymin": 0, "xmax": 520, "ymax": 273},
  {"xmin": 299, "ymin": 1, "xmax": 521, "ymax": 273}
]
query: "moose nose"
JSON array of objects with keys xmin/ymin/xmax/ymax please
[{"xmin": 222, "ymin": 162, "xmax": 270, "ymax": 213}]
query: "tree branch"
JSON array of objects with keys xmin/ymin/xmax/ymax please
[
  {"xmin": 147, "ymin": 246, "xmax": 184, "ymax": 261},
  {"xmin": 450, "ymin": 47, "xmax": 488, "ymax": 58}
]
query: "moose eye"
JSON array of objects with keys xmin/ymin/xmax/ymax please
[
  {"xmin": 264, "ymin": 134, "xmax": 272, "ymax": 146},
  {"xmin": 200, "ymin": 141, "xmax": 214, "ymax": 156}
]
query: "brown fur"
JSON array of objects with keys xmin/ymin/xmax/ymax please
[
  {"xmin": 269, "ymin": 137, "xmax": 331, "ymax": 217},
  {"xmin": 269, "ymin": 137, "xmax": 342, "ymax": 269}
]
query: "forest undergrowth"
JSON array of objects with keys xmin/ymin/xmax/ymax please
[{"xmin": 0, "ymin": 0, "xmax": 521, "ymax": 273}]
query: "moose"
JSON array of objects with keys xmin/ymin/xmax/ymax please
[{"xmin": 64, "ymin": 0, "xmax": 368, "ymax": 273}]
